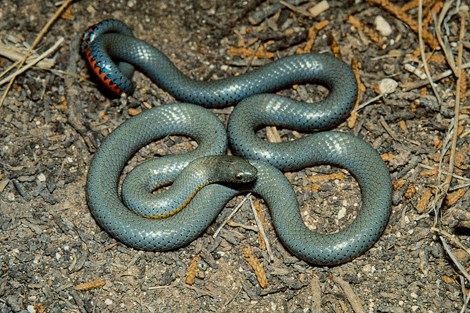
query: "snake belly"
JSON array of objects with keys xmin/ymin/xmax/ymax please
[{"xmin": 84, "ymin": 19, "xmax": 392, "ymax": 265}]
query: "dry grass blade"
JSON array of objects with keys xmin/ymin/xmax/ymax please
[
  {"xmin": 0, "ymin": 43, "xmax": 55, "ymax": 71},
  {"xmin": 432, "ymin": 5, "xmax": 467, "ymax": 216},
  {"xmin": 438, "ymin": 236, "xmax": 470, "ymax": 283},
  {"xmin": 212, "ymin": 194, "xmax": 251, "ymax": 238},
  {"xmin": 249, "ymin": 196, "xmax": 273, "ymax": 261},
  {"xmin": 418, "ymin": 0, "xmax": 441, "ymax": 104},
  {"xmin": 430, "ymin": 5, "xmax": 470, "ymax": 312},
  {"xmin": 0, "ymin": 38, "xmax": 63, "ymax": 86},
  {"xmin": 0, "ymin": 0, "xmax": 74, "ymax": 108},
  {"xmin": 435, "ymin": 0, "xmax": 458, "ymax": 75}
]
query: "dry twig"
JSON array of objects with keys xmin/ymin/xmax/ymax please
[
  {"xmin": 334, "ymin": 276, "xmax": 365, "ymax": 313},
  {"xmin": 402, "ymin": 62, "xmax": 470, "ymax": 91},
  {"xmin": 212, "ymin": 194, "xmax": 251, "ymax": 238}
]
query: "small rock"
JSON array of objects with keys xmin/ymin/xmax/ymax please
[
  {"xmin": 362, "ymin": 263, "xmax": 376, "ymax": 274},
  {"xmin": 37, "ymin": 173, "xmax": 46, "ymax": 182},
  {"xmin": 337, "ymin": 207, "xmax": 347, "ymax": 219},
  {"xmin": 127, "ymin": 0, "xmax": 136, "ymax": 8},
  {"xmin": 375, "ymin": 16, "xmax": 392, "ymax": 36},
  {"xmin": 378, "ymin": 78, "xmax": 398, "ymax": 94}
]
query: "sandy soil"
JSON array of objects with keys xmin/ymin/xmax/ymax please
[{"xmin": 0, "ymin": 0, "xmax": 469, "ymax": 312}]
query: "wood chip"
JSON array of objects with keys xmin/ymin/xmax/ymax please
[
  {"xmin": 298, "ymin": 20, "xmax": 329, "ymax": 54},
  {"xmin": 433, "ymin": 137, "xmax": 442, "ymax": 149},
  {"xmin": 98, "ymin": 111, "xmax": 109, "ymax": 122},
  {"xmin": 308, "ymin": 1, "xmax": 330, "ymax": 17},
  {"xmin": 393, "ymin": 178, "xmax": 405, "ymax": 190},
  {"xmin": 266, "ymin": 126, "xmax": 281, "ymax": 143},
  {"xmin": 455, "ymin": 152, "xmax": 468, "ymax": 170},
  {"xmin": 423, "ymin": 1, "xmax": 444, "ymax": 28},
  {"xmin": 442, "ymin": 275, "xmax": 456, "ymax": 284},
  {"xmin": 34, "ymin": 303, "xmax": 46, "ymax": 313},
  {"xmin": 329, "ymin": 33, "xmax": 342, "ymax": 58},
  {"xmin": 404, "ymin": 185, "xmax": 417, "ymax": 199},
  {"xmin": 420, "ymin": 168, "xmax": 438, "ymax": 177},
  {"xmin": 309, "ymin": 184, "xmax": 321, "ymax": 192},
  {"xmin": 446, "ymin": 188, "xmax": 467, "ymax": 207},
  {"xmin": 128, "ymin": 108, "xmax": 142, "ymax": 116},
  {"xmin": 417, "ymin": 188, "xmax": 433, "ymax": 213},
  {"xmin": 380, "ymin": 152, "xmax": 394, "ymax": 162},
  {"xmin": 227, "ymin": 46, "xmax": 274, "ymax": 60},
  {"xmin": 398, "ymin": 120, "xmax": 408, "ymax": 133}
]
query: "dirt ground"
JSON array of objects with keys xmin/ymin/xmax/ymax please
[{"xmin": 0, "ymin": 0, "xmax": 469, "ymax": 312}]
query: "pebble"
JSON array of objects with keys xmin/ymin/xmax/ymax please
[
  {"xmin": 127, "ymin": 0, "xmax": 136, "ymax": 8},
  {"xmin": 378, "ymin": 78, "xmax": 398, "ymax": 94},
  {"xmin": 37, "ymin": 173, "xmax": 46, "ymax": 182},
  {"xmin": 375, "ymin": 15, "xmax": 392, "ymax": 36},
  {"xmin": 362, "ymin": 263, "xmax": 376, "ymax": 274},
  {"xmin": 337, "ymin": 207, "xmax": 347, "ymax": 219}
]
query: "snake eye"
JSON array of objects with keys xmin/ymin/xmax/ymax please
[{"xmin": 235, "ymin": 172, "xmax": 243, "ymax": 180}]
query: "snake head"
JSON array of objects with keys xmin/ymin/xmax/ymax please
[
  {"xmin": 193, "ymin": 155, "xmax": 257, "ymax": 184},
  {"xmin": 220, "ymin": 156, "xmax": 258, "ymax": 183}
]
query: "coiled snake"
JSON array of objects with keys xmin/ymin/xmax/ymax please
[{"xmin": 82, "ymin": 19, "xmax": 392, "ymax": 265}]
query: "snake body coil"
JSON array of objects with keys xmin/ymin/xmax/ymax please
[
  {"xmin": 122, "ymin": 155, "xmax": 258, "ymax": 219},
  {"xmin": 83, "ymin": 19, "xmax": 392, "ymax": 265}
]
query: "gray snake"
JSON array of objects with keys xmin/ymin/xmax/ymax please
[{"xmin": 83, "ymin": 19, "xmax": 392, "ymax": 265}]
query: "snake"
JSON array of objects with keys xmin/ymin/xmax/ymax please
[{"xmin": 83, "ymin": 19, "xmax": 392, "ymax": 265}]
